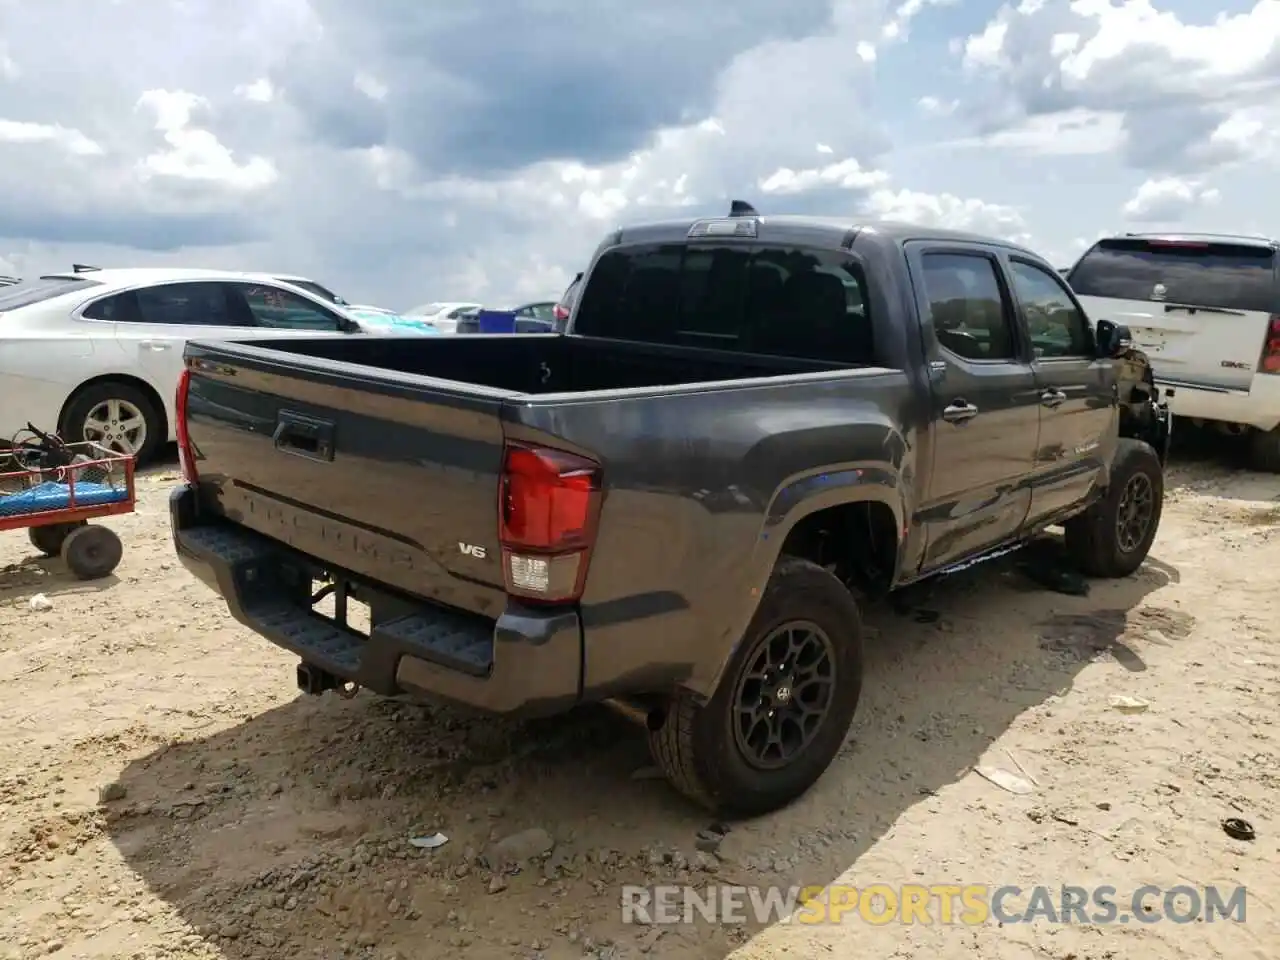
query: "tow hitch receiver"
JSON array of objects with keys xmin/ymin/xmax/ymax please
[{"xmin": 296, "ymin": 662, "xmax": 340, "ymax": 696}]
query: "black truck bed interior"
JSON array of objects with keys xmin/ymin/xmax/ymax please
[{"xmin": 241, "ymin": 334, "xmax": 850, "ymax": 394}]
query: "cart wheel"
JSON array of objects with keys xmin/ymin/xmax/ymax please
[
  {"xmin": 29, "ymin": 521, "xmax": 87, "ymax": 558},
  {"xmin": 61, "ymin": 524, "xmax": 123, "ymax": 581}
]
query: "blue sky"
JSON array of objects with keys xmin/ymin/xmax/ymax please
[{"xmin": 0, "ymin": 0, "xmax": 1277, "ymax": 309}]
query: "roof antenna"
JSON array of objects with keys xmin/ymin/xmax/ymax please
[
  {"xmin": 72, "ymin": 263, "xmax": 101, "ymax": 273},
  {"xmin": 728, "ymin": 200, "xmax": 758, "ymax": 218}
]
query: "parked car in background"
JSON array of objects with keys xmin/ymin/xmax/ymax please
[
  {"xmin": 1066, "ymin": 232, "xmax": 1280, "ymax": 471},
  {"xmin": 346, "ymin": 305, "xmax": 443, "ymax": 335},
  {"xmin": 512, "ymin": 301, "xmax": 557, "ymax": 323},
  {"xmin": 0, "ymin": 268, "xmax": 400, "ymax": 464},
  {"xmin": 403, "ymin": 301, "xmax": 484, "ymax": 334},
  {"xmin": 552, "ymin": 272, "xmax": 583, "ymax": 330}
]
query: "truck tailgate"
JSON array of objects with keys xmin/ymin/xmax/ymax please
[{"xmin": 183, "ymin": 341, "xmax": 512, "ymax": 620}]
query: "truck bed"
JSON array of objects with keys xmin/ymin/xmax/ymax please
[{"xmin": 255, "ymin": 331, "xmax": 852, "ymax": 394}]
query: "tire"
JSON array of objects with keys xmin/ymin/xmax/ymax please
[
  {"xmin": 28, "ymin": 521, "xmax": 86, "ymax": 557},
  {"xmin": 648, "ymin": 556, "xmax": 864, "ymax": 818},
  {"xmin": 1064, "ymin": 438, "xmax": 1164, "ymax": 578},
  {"xmin": 61, "ymin": 524, "xmax": 123, "ymax": 580},
  {"xmin": 60, "ymin": 380, "xmax": 163, "ymax": 465},
  {"xmin": 1247, "ymin": 427, "xmax": 1280, "ymax": 473}
]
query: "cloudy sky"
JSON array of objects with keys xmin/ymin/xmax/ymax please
[{"xmin": 0, "ymin": 0, "xmax": 1277, "ymax": 310}]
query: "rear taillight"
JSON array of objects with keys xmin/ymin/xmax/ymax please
[
  {"xmin": 498, "ymin": 443, "xmax": 602, "ymax": 603},
  {"xmin": 552, "ymin": 303, "xmax": 569, "ymax": 321},
  {"xmin": 1261, "ymin": 315, "xmax": 1280, "ymax": 374},
  {"xmin": 175, "ymin": 367, "xmax": 198, "ymax": 483}
]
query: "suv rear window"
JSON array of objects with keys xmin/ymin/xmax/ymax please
[
  {"xmin": 0, "ymin": 276, "xmax": 100, "ymax": 312},
  {"xmin": 573, "ymin": 243, "xmax": 873, "ymax": 363},
  {"xmin": 1068, "ymin": 238, "xmax": 1277, "ymax": 314}
]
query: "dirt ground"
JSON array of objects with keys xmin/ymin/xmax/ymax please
[{"xmin": 0, "ymin": 443, "xmax": 1276, "ymax": 960}]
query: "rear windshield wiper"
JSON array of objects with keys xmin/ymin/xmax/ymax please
[{"xmin": 1163, "ymin": 303, "xmax": 1246, "ymax": 317}]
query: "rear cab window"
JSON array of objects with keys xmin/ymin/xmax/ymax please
[
  {"xmin": 573, "ymin": 243, "xmax": 874, "ymax": 364},
  {"xmin": 1068, "ymin": 238, "xmax": 1279, "ymax": 314}
]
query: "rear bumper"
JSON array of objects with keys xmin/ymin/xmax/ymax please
[{"xmin": 169, "ymin": 485, "xmax": 583, "ymax": 717}]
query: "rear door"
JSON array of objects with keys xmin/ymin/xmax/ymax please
[
  {"xmin": 904, "ymin": 243, "xmax": 1042, "ymax": 570},
  {"xmin": 1005, "ymin": 256, "xmax": 1115, "ymax": 523},
  {"xmin": 91, "ymin": 281, "xmax": 248, "ymax": 404},
  {"xmin": 1067, "ymin": 237, "xmax": 1278, "ymax": 392}
]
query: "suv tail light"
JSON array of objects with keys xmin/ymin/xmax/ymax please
[
  {"xmin": 498, "ymin": 443, "xmax": 603, "ymax": 603},
  {"xmin": 175, "ymin": 366, "xmax": 198, "ymax": 483},
  {"xmin": 1261, "ymin": 315, "xmax": 1280, "ymax": 374}
]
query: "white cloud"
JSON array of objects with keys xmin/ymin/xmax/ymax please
[
  {"xmin": 866, "ymin": 188, "xmax": 1031, "ymax": 244},
  {"xmin": 353, "ymin": 72, "xmax": 388, "ymax": 102},
  {"xmin": 946, "ymin": 108, "xmax": 1126, "ymax": 156},
  {"xmin": 0, "ymin": 44, "xmax": 17, "ymax": 81},
  {"xmin": 958, "ymin": 0, "xmax": 1280, "ymax": 173},
  {"xmin": 1121, "ymin": 177, "xmax": 1220, "ymax": 222},
  {"xmin": 234, "ymin": 78, "xmax": 275, "ymax": 103},
  {"xmin": 963, "ymin": 19, "xmax": 1008, "ymax": 70},
  {"xmin": 134, "ymin": 89, "xmax": 277, "ymax": 191},
  {"xmin": 759, "ymin": 158, "xmax": 890, "ymax": 195},
  {"xmin": 916, "ymin": 95, "xmax": 958, "ymax": 116},
  {"xmin": 0, "ymin": 119, "xmax": 103, "ymax": 157},
  {"xmin": 882, "ymin": 0, "xmax": 959, "ymax": 42}
]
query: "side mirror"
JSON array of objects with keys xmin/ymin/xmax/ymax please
[{"xmin": 1095, "ymin": 319, "xmax": 1132, "ymax": 357}]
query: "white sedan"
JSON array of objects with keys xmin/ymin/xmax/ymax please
[
  {"xmin": 0, "ymin": 267, "xmax": 408, "ymax": 464},
  {"xmin": 402, "ymin": 301, "xmax": 483, "ymax": 334}
]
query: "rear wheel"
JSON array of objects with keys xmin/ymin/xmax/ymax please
[
  {"xmin": 648, "ymin": 556, "xmax": 863, "ymax": 817},
  {"xmin": 1247, "ymin": 427, "xmax": 1280, "ymax": 473},
  {"xmin": 60, "ymin": 381, "xmax": 163, "ymax": 464},
  {"xmin": 28, "ymin": 521, "xmax": 86, "ymax": 557},
  {"xmin": 61, "ymin": 524, "xmax": 123, "ymax": 580},
  {"xmin": 1065, "ymin": 438, "xmax": 1163, "ymax": 578}
]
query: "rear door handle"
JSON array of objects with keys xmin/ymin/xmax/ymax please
[
  {"xmin": 942, "ymin": 400, "xmax": 979, "ymax": 423},
  {"xmin": 1040, "ymin": 389, "xmax": 1067, "ymax": 409},
  {"xmin": 137, "ymin": 340, "xmax": 171, "ymax": 351}
]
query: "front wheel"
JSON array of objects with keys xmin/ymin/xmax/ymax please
[
  {"xmin": 648, "ymin": 556, "xmax": 864, "ymax": 817},
  {"xmin": 1064, "ymin": 438, "xmax": 1164, "ymax": 578}
]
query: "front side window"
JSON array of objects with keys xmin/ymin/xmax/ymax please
[
  {"xmin": 1009, "ymin": 259, "xmax": 1094, "ymax": 359},
  {"xmin": 232, "ymin": 283, "xmax": 343, "ymax": 331},
  {"xmin": 919, "ymin": 253, "xmax": 1016, "ymax": 361}
]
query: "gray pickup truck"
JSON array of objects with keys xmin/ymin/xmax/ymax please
[{"xmin": 169, "ymin": 209, "xmax": 1171, "ymax": 817}]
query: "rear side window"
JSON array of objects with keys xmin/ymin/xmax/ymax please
[
  {"xmin": 1068, "ymin": 239, "xmax": 1277, "ymax": 313},
  {"xmin": 85, "ymin": 282, "xmax": 243, "ymax": 325},
  {"xmin": 0, "ymin": 276, "xmax": 100, "ymax": 311},
  {"xmin": 573, "ymin": 244, "xmax": 874, "ymax": 364}
]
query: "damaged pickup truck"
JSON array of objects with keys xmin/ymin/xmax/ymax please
[{"xmin": 169, "ymin": 209, "xmax": 1171, "ymax": 817}]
